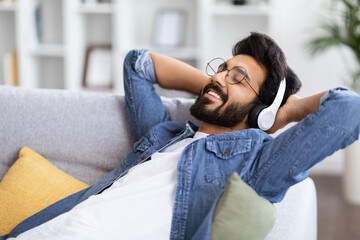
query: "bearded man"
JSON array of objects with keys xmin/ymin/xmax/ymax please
[{"xmin": 3, "ymin": 32, "xmax": 360, "ymax": 240}]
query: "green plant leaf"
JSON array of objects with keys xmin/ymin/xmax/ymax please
[
  {"xmin": 307, "ymin": 0, "xmax": 360, "ymax": 92},
  {"xmin": 307, "ymin": 23, "xmax": 347, "ymax": 55}
]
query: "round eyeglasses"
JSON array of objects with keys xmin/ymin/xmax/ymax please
[{"xmin": 206, "ymin": 57, "xmax": 261, "ymax": 99}]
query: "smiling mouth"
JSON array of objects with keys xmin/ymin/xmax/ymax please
[{"xmin": 206, "ymin": 89, "xmax": 222, "ymax": 100}]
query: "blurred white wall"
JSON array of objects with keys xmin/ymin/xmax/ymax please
[{"xmin": 270, "ymin": 0, "xmax": 353, "ymax": 175}]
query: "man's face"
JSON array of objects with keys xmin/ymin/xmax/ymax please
[{"xmin": 190, "ymin": 54, "xmax": 267, "ymax": 129}]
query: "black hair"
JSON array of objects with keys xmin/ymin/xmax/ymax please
[{"xmin": 232, "ymin": 32, "xmax": 302, "ymax": 106}]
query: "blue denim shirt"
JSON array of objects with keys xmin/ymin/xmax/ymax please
[{"xmin": 3, "ymin": 49, "xmax": 360, "ymax": 240}]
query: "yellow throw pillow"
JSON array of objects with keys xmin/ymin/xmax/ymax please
[{"xmin": 0, "ymin": 147, "xmax": 89, "ymax": 235}]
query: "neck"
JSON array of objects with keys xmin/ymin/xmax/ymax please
[{"xmin": 197, "ymin": 121, "xmax": 248, "ymax": 135}]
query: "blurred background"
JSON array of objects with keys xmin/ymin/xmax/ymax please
[{"xmin": 0, "ymin": 0, "xmax": 359, "ymax": 238}]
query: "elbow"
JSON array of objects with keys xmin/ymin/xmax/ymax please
[{"xmin": 327, "ymin": 88, "xmax": 360, "ymax": 139}]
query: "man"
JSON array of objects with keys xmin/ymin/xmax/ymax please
[{"xmin": 3, "ymin": 32, "xmax": 360, "ymax": 240}]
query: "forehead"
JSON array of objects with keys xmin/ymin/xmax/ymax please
[{"xmin": 226, "ymin": 54, "xmax": 267, "ymax": 88}]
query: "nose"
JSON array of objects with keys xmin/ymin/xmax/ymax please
[{"xmin": 211, "ymin": 71, "xmax": 227, "ymax": 88}]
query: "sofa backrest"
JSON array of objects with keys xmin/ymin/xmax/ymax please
[
  {"xmin": 0, "ymin": 86, "xmax": 198, "ymax": 184},
  {"xmin": 0, "ymin": 86, "xmax": 318, "ymax": 240}
]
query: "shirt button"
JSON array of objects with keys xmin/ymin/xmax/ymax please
[
  {"xmin": 224, "ymin": 150, "xmax": 230, "ymax": 155},
  {"xmin": 179, "ymin": 189, "xmax": 183, "ymax": 195},
  {"xmin": 140, "ymin": 155, "xmax": 146, "ymax": 160}
]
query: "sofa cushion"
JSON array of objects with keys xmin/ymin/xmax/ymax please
[
  {"xmin": 211, "ymin": 172, "xmax": 277, "ymax": 240},
  {"xmin": 0, "ymin": 147, "xmax": 89, "ymax": 235}
]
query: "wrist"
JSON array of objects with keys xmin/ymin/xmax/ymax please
[{"xmin": 284, "ymin": 95, "xmax": 304, "ymax": 123}]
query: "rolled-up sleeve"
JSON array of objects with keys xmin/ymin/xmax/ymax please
[
  {"xmin": 123, "ymin": 49, "xmax": 170, "ymax": 142},
  {"xmin": 248, "ymin": 87, "xmax": 360, "ymax": 203}
]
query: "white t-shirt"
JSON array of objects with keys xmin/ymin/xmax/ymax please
[{"xmin": 12, "ymin": 132, "xmax": 208, "ymax": 240}]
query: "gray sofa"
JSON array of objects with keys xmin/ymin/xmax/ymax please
[{"xmin": 0, "ymin": 86, "xmax": 317, "ymax": 239}]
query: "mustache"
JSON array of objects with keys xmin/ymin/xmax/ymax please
[{"xmin": 201, "ymin": 83, "xmax": 228, "ymax": 103}]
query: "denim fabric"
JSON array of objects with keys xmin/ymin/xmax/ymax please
[{"xmin": 2, "ymin": 50, "xmax": 360, "ymax": 240}]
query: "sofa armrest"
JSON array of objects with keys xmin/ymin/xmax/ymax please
[{"xmin": 265, "ymin": 177, "xmax": 317, "ymax": 240}]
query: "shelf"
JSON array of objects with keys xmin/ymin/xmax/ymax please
[
  {"xmin": 77, "ymin": 3, "xmax": 113, "ymax": 14},
  {"xmin": 0, "ymin": 1, "xmax": 17, "ymax": 11},
  {"xmin": 31, "ymin": 44, "xmax": 65, "ymax": 57},
  {"xmin": 210, "ymin": 3, "xmax": 271, "ymax": 16},
  {"xmin": 7, "ymin": 0, "xmax": 272, "ymax": 93}
]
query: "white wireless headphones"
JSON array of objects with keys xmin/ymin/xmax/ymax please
[{"xmin": 248, "ymin": 78, "xmax": 286, "ymax": 131}]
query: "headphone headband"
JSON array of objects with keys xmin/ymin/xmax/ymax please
[
  {"xmin": 267, "ymin": 78, "xmax": 286, "ymax": 114},
  {"xmin": 257, "ymin": 78, "xmax": 286, "ymax": 131}
]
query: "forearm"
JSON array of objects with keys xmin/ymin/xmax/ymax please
[
  {"xmin": 269, "ymin": 90, "xmax": 330, "ymax": 133},
  {"xmin": 149, "ymin": 53, "xmax": 209, "ymax": 95},
  {"xmin": 287, "ymin": 90, "xmax": 329, "ymax": 123},
  {"xmin": 254, "ymin": 88, "xmax": 360, "ymax": 202}
]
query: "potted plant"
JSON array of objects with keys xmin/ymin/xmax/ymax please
[{"xmin": 308, "ymin": 0, "xmax": 360, "ymax": 205}]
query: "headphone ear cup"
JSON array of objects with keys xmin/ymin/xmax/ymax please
[{"xmin": 248, "ymin": 104, "xmax": 267, "ymax": 129}]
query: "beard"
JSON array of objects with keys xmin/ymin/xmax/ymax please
[{"xmin": 190, "ymin": 83, "xmax": 258, "ymax": 128}]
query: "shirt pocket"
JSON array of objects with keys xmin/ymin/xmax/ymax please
[
  {"xmin": 204, "ymin": 138, "xmax": 252, "ymax": 188},
  {"xmin": 205, "ymin": 138, "xmax": 252, "ymax": 159}
]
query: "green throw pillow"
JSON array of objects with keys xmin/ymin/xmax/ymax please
[{"xmin": 211, "ymin": 172, "xmax": 277, "ymax": 240}]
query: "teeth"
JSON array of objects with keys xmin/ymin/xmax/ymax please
[{"xmin": 208, "ymin": 90, "xmax": 221, "ymax": 100}]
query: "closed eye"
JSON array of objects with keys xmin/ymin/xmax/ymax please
[
  {"xmin": 230, "ymin": 67, "xmax": 248, "ymax": 83},
  {"xmin": 217, "ymin": 63, "xmax": 227, "ymax": 73}
]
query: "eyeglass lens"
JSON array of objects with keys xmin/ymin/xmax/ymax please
[
  {"xmin": 228, "ymin": 67, "xmax": 247, "ymax": 84},
  {"xmin": 206, "ymin": 58, "xmax": 226, "ymax": 76},
  {"xmin": 206, "ymin": 58, "xmax": 247, "ymax": 84}
]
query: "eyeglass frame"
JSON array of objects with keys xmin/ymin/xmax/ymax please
[{"xmin": 206, "ymin": 57, "xmax": 262, "ymax": 101}]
